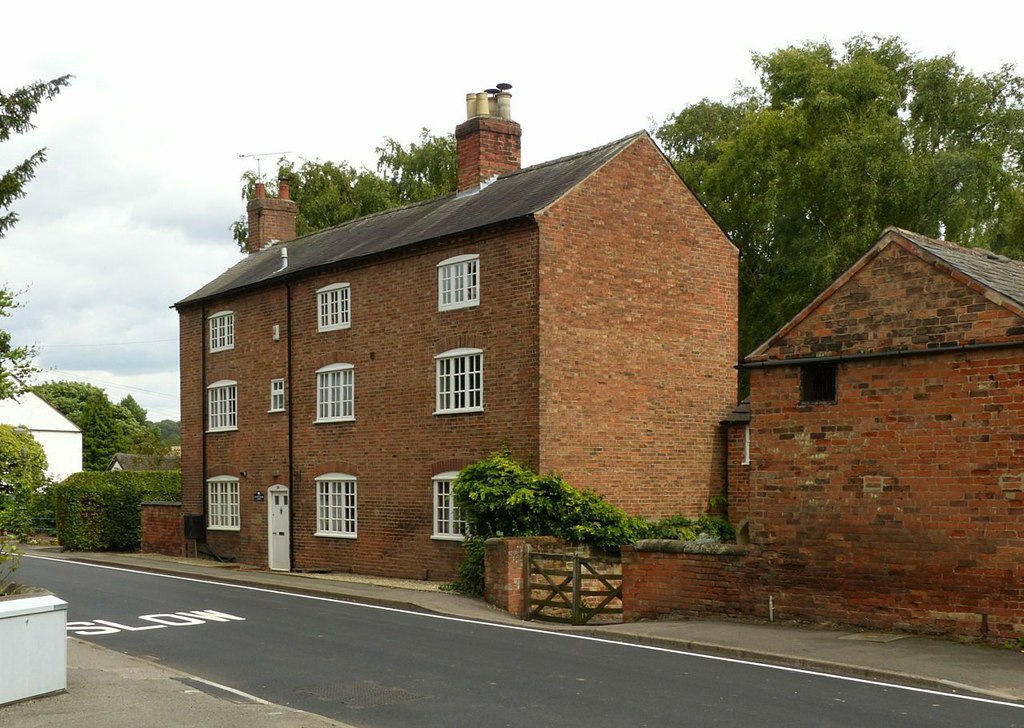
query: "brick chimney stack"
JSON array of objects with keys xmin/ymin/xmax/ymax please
[
  {"xmin": 455, "ymin": 84, "xmax": 521, "ymax": 194},
  {"xmin": 246, "ymin": 178, "xmax": 298, "ymax": 253}
]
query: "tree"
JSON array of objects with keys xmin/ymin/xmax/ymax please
[
  {"xmin": 656, "ymin": 36, "xmax": 1024, "ymax": 360},
  {"xmin": 0, "ymin": 76, "xmax": 71, "ymax": 399},
  {"xmin": 0, "ymin": 425, "xmax": 46, "ymax": 494},
  {"xmin": 0, "ymin": 425, "xmax": 48, "ymax": 538},
  {"xmin": 118, "ymin": 395, "xmax": 148, "ymax": 427},
  {"xmin": 231, "ymin": 129, "xmax": 457, "ymax": 250},
  {"xmin": 33, "ymin": 381, "xmax": 148, "ymax": 470}
]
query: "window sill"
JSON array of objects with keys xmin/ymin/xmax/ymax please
[
  {"xmin": 209, "ymin": 346, "xmax": 234, "ymax": 353},
  {"xmin": 314, "ymin": 531, "xmax": 357, "ymax": 539},
  {"xmin": 431, "ymin": 534, "xmax": 467, "ymax": 542},
  {"xmin": 438, "ymin": 301, "xmax": 479, "ymax": 313},
  {"xmin": 268, "ymin": 409, "xmax": 285, "ymax": 414},
  {"xmin": 207, "ymin": 525, "xmax": 240, "ymax": 532},
  {"xmin": 206, "ymin": 427, "xmax": 238, "ymax": 434},
  {"xmin": 318, "ymin": 323, "xmax": 351, "ymax": 333},
  {"xmin": 433, "ymin": 407, "xmax": 484, "ymax": 416},
  {"xmin": 314, "ymin": 416, "xmax": 355, "ymax": 424}
]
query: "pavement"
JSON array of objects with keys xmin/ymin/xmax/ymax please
[{"xmin": 2, "ymin": 547, "xmax": 1022, "ymax": 727}]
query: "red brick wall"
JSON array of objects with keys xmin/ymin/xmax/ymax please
[
  {"xmin": 724, "ymin": 424, "xmax": 750, "ymax": 529},
  {"xmin": 180, "ymin": 222, "xmax": 542, "ymax": 580},
  {"xmin": 537, "ymin": 135, "xmax": 738, "ymax": 517},
  {"xmin": 621, "ymin": 543, "xmax": 753, "ymax": 621},
  {"xmin": 735, "ymin": 244, "xmax": 1024, "ymax": 639},
  {"xmin": 140, "ymin": 502, "xmax": 184, "ymax": 557},
  {"xmin": 756, "ymin": 242, "xmax": 1024, "ymax": 361}
]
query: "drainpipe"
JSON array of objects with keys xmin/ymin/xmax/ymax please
[
  {"xmin": 286, "ymin": 281, "xmax": 295, "ymax": 569},
  {"xmin": 200, "ymin": 303, "xmax": 208, "ymax": 525}
]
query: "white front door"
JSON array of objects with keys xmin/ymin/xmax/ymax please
[{"xmin": 268, "ymin": 485, "xmax": 290, "ymax": 571}]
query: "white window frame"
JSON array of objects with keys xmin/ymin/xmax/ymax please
[
  {"xmin": 317, "ymin": 283, "xmax": 351, "ymax": 332},
  {"xmin": 269, "ymin": 378, "xmax": 285, "ymax": 413},
  {"xmin": 207, "ymin": 476, "xmax": 240, "ymax": 531},
  {"xmin": 315, "ymin": 474, "xmax": 357, "ymax": 538},
  {"xmin": 742, "ymin": 424, "xmax": 751, "ymax": 465},
  {"xmin": 434, "ymin": 348, "xmax": 483, "ymax": 414},
  {"xmin": 432, "ymin": 471, "xmax": 467, "ymax": 540},
  {"xmin": 209, "ymin": 311, "xmax": 235, "ymax": 352},
  {"xmin": 315, "ymin": 364, "xmax": 355, "ymax": 422},
  {"xmin": 207, "ymin": 380, "xmax": 238, "ymax": 432},
  {"xmin": 437, "ymin": 254, "xmax": 479, "ymax": 311}
]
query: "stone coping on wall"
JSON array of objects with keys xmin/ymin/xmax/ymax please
[
  {"xmin": 140, "ymin": 501, "xmax": 183, "ymax": 507},
  {"xmin": 632, "ymin": 539, "xmax": 747, "ymax": 555}
]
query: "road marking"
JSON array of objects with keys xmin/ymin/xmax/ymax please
[
  {"xmin": 26, "ymin": 554, "xmax": 1024, "ymax": 710},
  {"xmin": 67, "ymin": 610, "xmax": 245, "ymax": 635}
]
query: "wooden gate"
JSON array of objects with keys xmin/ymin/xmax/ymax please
[{"xmin": 524, "ymin": 546, "xmax": 623, "ymax": 625}]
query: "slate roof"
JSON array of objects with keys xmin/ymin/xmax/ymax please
[
  {"xmin": 107, "ymin": 452, "xmax": 181, "ymax": 472},
  {"xmin": 895, "ymin": 228, "xmax": 1024, "ymax": 309},
  {"xmin": 720, "ymin": 397, "xmax": 750, "ymax": 424},
  {"xmin": 177, "ymin": 132, "xmax": 647, "ymax": 307}
]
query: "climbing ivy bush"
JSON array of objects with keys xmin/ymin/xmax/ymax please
[
  {"xmin": 453, "ymin": 451, "xmax": 651, "ymax": 553},
  {"xmin": 51, "ymin": 471, "xmax": 181, "ymax": 551},
  {"xmin": 447, "ymin": 450, "xmax": 735, "ymax": 595}
]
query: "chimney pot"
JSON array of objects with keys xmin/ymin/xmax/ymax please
[
  {"xmin": 255, "ymin": 182, "xmax": 267, "ymax": 199},
  {"xmin": 278, "ymin": 179, "xmax": 291, "ymax": 200},
  {"xmin": 474, "ymin": 92, "xmax": 490, "ymax": 117},
  {"xmin": 465, "ymin": 92, "xmax": 477, "ymax": 120},
  {"xmin": 496, "ymin": 91, "xmax": 512, "ymax": 121}
]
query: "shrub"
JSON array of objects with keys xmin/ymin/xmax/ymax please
[
  {"xmin": 440, "ymin": 535, "xmax": 486, "ymax": 595},
  {"xmin": 450, "ymin": 450, "xmax": 736, "ymax": 595},
  {"xmin": 453, "ymin": 450, "xmax": 651, "ymax": 553},
  {"xmin": 52, "ymin": 471, "xmax": 181, "ymax": 551},
  {"xmin": 0, "ymin": 536, "xmax": 19, "ymax": 595},
  {"xmin": 649, "ymin": 514, "xmax": 735, "ymax": 542}
]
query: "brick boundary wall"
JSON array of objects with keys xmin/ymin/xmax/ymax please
[
  {"xmin": 479, "ymin": 536, "xmax": 1024, "ymax": 640},
  {"xmin": 619, "ymin": 541, "xmax": 1024, "ymax": 641},
  {"xmin": 620, "ymin": 540, "xmax": 753, "ymax": 622},
  {"xmin": 141, "ymin": 502, "xmax": 184, "ymax": 557}
]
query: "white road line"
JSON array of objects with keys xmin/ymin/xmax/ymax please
[{"xmin": 25, "ymin": 553, "xmax": 1024, "ymax": 710}]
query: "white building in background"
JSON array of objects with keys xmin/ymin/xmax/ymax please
[{"xmin": 0, "ymin": 392, "xmax": 82, "ymax": 481}]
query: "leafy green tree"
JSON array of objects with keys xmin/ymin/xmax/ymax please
[
  {"xmin": 656, "ymin": 35, "xmax": 1024, "ymax": 360},
  {"xmin": 118, "ymin": 395, "xmax": 147, "ymax": 427},
  {"xmin": 33, "ymin": 381, "xmax": 147, "ymax": 470},
  {"xmin": 0, "ymin": 425, "xmax": 48, "ymax": 537},
  {"xmin": 78, "ymin": 392, "xmax": 122, "ymax": 471},
  {"xmin": 154, "ymin": 419, "xmax": 180, "ymax": 446},
  {"xmin": 231, "ymin": 129, "xmax": 457, "ymax": 250},
  {"xmin": 0, "ymin": 75, "xmax": 71, "ymax": 400}
]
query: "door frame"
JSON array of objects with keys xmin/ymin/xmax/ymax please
[{"xmin": 267, "ymin": 484, "xmax": 290, "ymax": 571}]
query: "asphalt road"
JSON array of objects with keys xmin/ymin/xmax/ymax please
[{"xmin": 18, "ymin": 555, "xmax": 1023, "ymax": 728}]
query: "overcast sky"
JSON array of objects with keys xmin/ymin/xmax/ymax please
[{"xmin": 2, "ymin": 1, "xmax": 1021, "ymax": 422}]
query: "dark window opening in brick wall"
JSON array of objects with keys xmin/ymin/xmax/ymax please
[{"xmin": 800, "ymin": 362, "xmax": 837, "ymax": 404}]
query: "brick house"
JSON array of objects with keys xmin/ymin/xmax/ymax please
[
  {"xmin": 728, "ymin": 227, "xmax": 1024, "ymax": 636},
  {"xmin": 175, "ymin": 89, "xmax": 737, "ymax": 580}
]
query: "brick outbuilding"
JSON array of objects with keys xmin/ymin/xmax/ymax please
[
  {"xmin": 175, "ymin": 88, "xmax": 738, "ymax": 580},
  {"xmin": 735, "ymin": 227, "xmax": 1024, "ymax": 637}
]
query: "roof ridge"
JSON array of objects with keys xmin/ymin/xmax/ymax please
[
  {"xmin": 260, "ymin": 131, "xmax": 648, "ymax": 248},
  {"xmin": 500, "ymin": 130, "xmax": 647, "ymax": 179}
]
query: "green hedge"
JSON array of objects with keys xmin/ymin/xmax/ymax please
[{"xmin": 52, "ymin": 471, "xmax": 181, "ymax": 551}]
